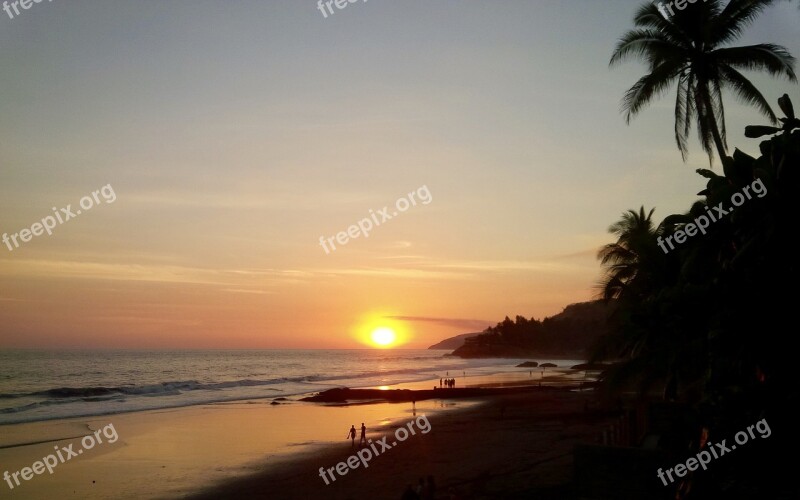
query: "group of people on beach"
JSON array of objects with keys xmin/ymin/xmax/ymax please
[
  {"xmin": 439, "ymin": 378, "xmax": 456, "ymax": 388},
  {"xmin": 347, "ymin": 423, "xmax": 367, "ymax": 448}
]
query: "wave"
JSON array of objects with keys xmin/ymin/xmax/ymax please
[
  {"xmin": 19, "ymin": 378, "xmax": 300, "ymax": 400},
  {"xmin": 0, "ymin": 354, "xmax": 530, "ymax": 424},
  {"xmin": 0, "ymin": 363, "xmax": 474, "ymax": 401}
]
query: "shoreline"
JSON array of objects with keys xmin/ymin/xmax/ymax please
[
  {"xmin": 1, "ymin": 372, "xmax": 587, "ymax": 499},
  {"xmin": 300, "ymin": 384, "xmax": 590, "ymax": 403},
  {"xmin": 0, "ymin": 360, "xmax": 588, "ymax": 427}
]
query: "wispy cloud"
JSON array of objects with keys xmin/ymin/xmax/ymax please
[
  {"xmin": 384, "ymin": 315, "xmax": 492, "ymax": 331},
  {"xmin": 0, "ymin": 259, "xmax": 312, "ymax": 288}
]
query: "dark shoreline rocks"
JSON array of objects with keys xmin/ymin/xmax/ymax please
[{"xmin": 300, "ymin": 385, "xmax": 571, "ymax": 403}]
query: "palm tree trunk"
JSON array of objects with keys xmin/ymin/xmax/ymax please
[{"xmin": 700, "ymin": 85, "xmax": 729, "ymax": 165}]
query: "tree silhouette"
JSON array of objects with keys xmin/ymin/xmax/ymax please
[{"xmin": 611, "ymin": 0, "xmax": 796, "ymax": 164}]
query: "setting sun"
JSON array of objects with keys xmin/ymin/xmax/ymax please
[
  {"xmin": 352, "ymin": 313, "xmax": 410, "ymax": 348},
  {"xmin": 370, "ymin": 327, "xmax": 396, "ymax": 347}
]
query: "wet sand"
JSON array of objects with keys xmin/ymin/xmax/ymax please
[{"xmin": 190, "ymin": 389, "xmax": 614, "ymax": 500}]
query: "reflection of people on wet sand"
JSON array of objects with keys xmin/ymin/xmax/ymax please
[
  {"xmin": 359, "ymin": 423, "xmax": 367, "ymax": 446},
  {"xmin": 347, "ymin": 425, "xmax": 356, "ymax": 448}
]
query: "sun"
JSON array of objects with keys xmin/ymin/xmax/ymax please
[
  {"xmin": 370, "ymin": 327, "xmax": 397, "ymax": 347},
  {"xmin": 352, "ymin": 313, "xmax": 409, "ymax": 348}
]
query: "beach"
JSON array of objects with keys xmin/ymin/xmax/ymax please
[
  {"xmin": 191, "ymin": 388, "xmax": 610, "ymax": 500},
  {"xmin": 0, "ymin": 367, "xmax": 604, "ymax": 499}
]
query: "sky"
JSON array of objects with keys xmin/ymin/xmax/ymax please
[{"xmin": 0, "ymin": 0, "xmax": 798, "ymax": 349}]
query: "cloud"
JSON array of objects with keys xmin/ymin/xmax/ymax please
[{"xmin": 384, "ymin": 315, "xmax": 492, "ymax": 331}]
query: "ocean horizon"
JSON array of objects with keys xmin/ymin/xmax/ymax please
[{"xmin": 0, "ymin": 349, "xmax": 575, "ymax": 425}]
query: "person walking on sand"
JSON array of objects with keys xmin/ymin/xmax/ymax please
[
  {"xmin": 359, "ymin": 423, "xmax": 367, "ymax": 446},
  {"xmin": 348, "ymin": 425, "xmax": 357, "ymax": 448}
]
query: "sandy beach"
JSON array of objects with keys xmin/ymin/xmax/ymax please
[
  {"xmin": 190, "ymin": 388, "xmax": 612, "ymax": 500},
  {"xmin": 0, "ymin": 369, "xmax": 609, "ymax": 500}
]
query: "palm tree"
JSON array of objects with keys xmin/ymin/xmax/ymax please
[
  {"xmin": 597, "ymin": 206, "xmax": 664, "ymax": 301},
  {"xmin": 594, "ymin": 207, "xmax": 705, "ymax": 401},
  {"xmin": 610, "ymin": 0, "xmax": 796, "ymax": 164}
]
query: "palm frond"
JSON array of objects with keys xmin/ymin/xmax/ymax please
[
  {"xmin": 622, "ymin": 61, "xmax": 684, "ymax": 123},
  {"xmin": 719, "ymin": 65, "xmax": 778, "ymax": 123},
  {"xmin": 712, "ymin": 44, "xmax": 797, "ymax": 80},
  {"xmin": 712, "ymin": 0, "xmax": 778, "ymax": 45}
]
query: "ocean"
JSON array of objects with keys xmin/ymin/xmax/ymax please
[{"xmin": 0, "ymin": 349, "xmax": 556, "ymax": 425}]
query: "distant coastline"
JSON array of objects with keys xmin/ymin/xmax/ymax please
[{"xmin": 430, "ymin": 300, "xmax": 611, "ymax": 359}]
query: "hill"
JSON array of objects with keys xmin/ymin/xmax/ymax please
[
  {"xmin": 427, "ymin": 332, "xmax": 483, "ymax": 350},
  {"xmin": 451, "ymin": 300, "xmax": 611, "ymax": 359}
]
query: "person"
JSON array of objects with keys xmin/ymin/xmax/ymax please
[
  {"xmin": 424, "ymin": 475, "xmax": 436, "ymax": 500},
  {"xmin": 416, "ymin": 477, "xmax": 425, "ymax": 497},
  {"xmin": 401, "ymin": 484, "xmax": 419, "ymax": 500},
  {"xmin": 359, "ymin": 423, "xmax": 367, "ymax": 446},
  {"xmin": 439, "ymin": 378, "xmax": 442, "ymax": 388},
  {"xmin": 348, "ymin": 425, "xmax": 357, "ymax": 448},
  {"xmin": 452, "ymin": 378, "xmax": 456, "ymax": 388}
]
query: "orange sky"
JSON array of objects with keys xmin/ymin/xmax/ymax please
[{"xmin": 1, "ymin": 1, "xmax": 797, "ymax": 349}]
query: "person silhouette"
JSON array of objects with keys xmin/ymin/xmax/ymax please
[
  {"xmin": 359, "ymin": 423, "xmax": 367, "ymax": 446},
  {"xmin": 425, "ymin": 475, "xmax": 436, "ymax": 500},
  {"xmin": 348, "ymin": 425, "xmax": 357, "ymax": 448},
  {"xmin": 401, "ymin": 484, "xmax": 419, "ymax": 500}
]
